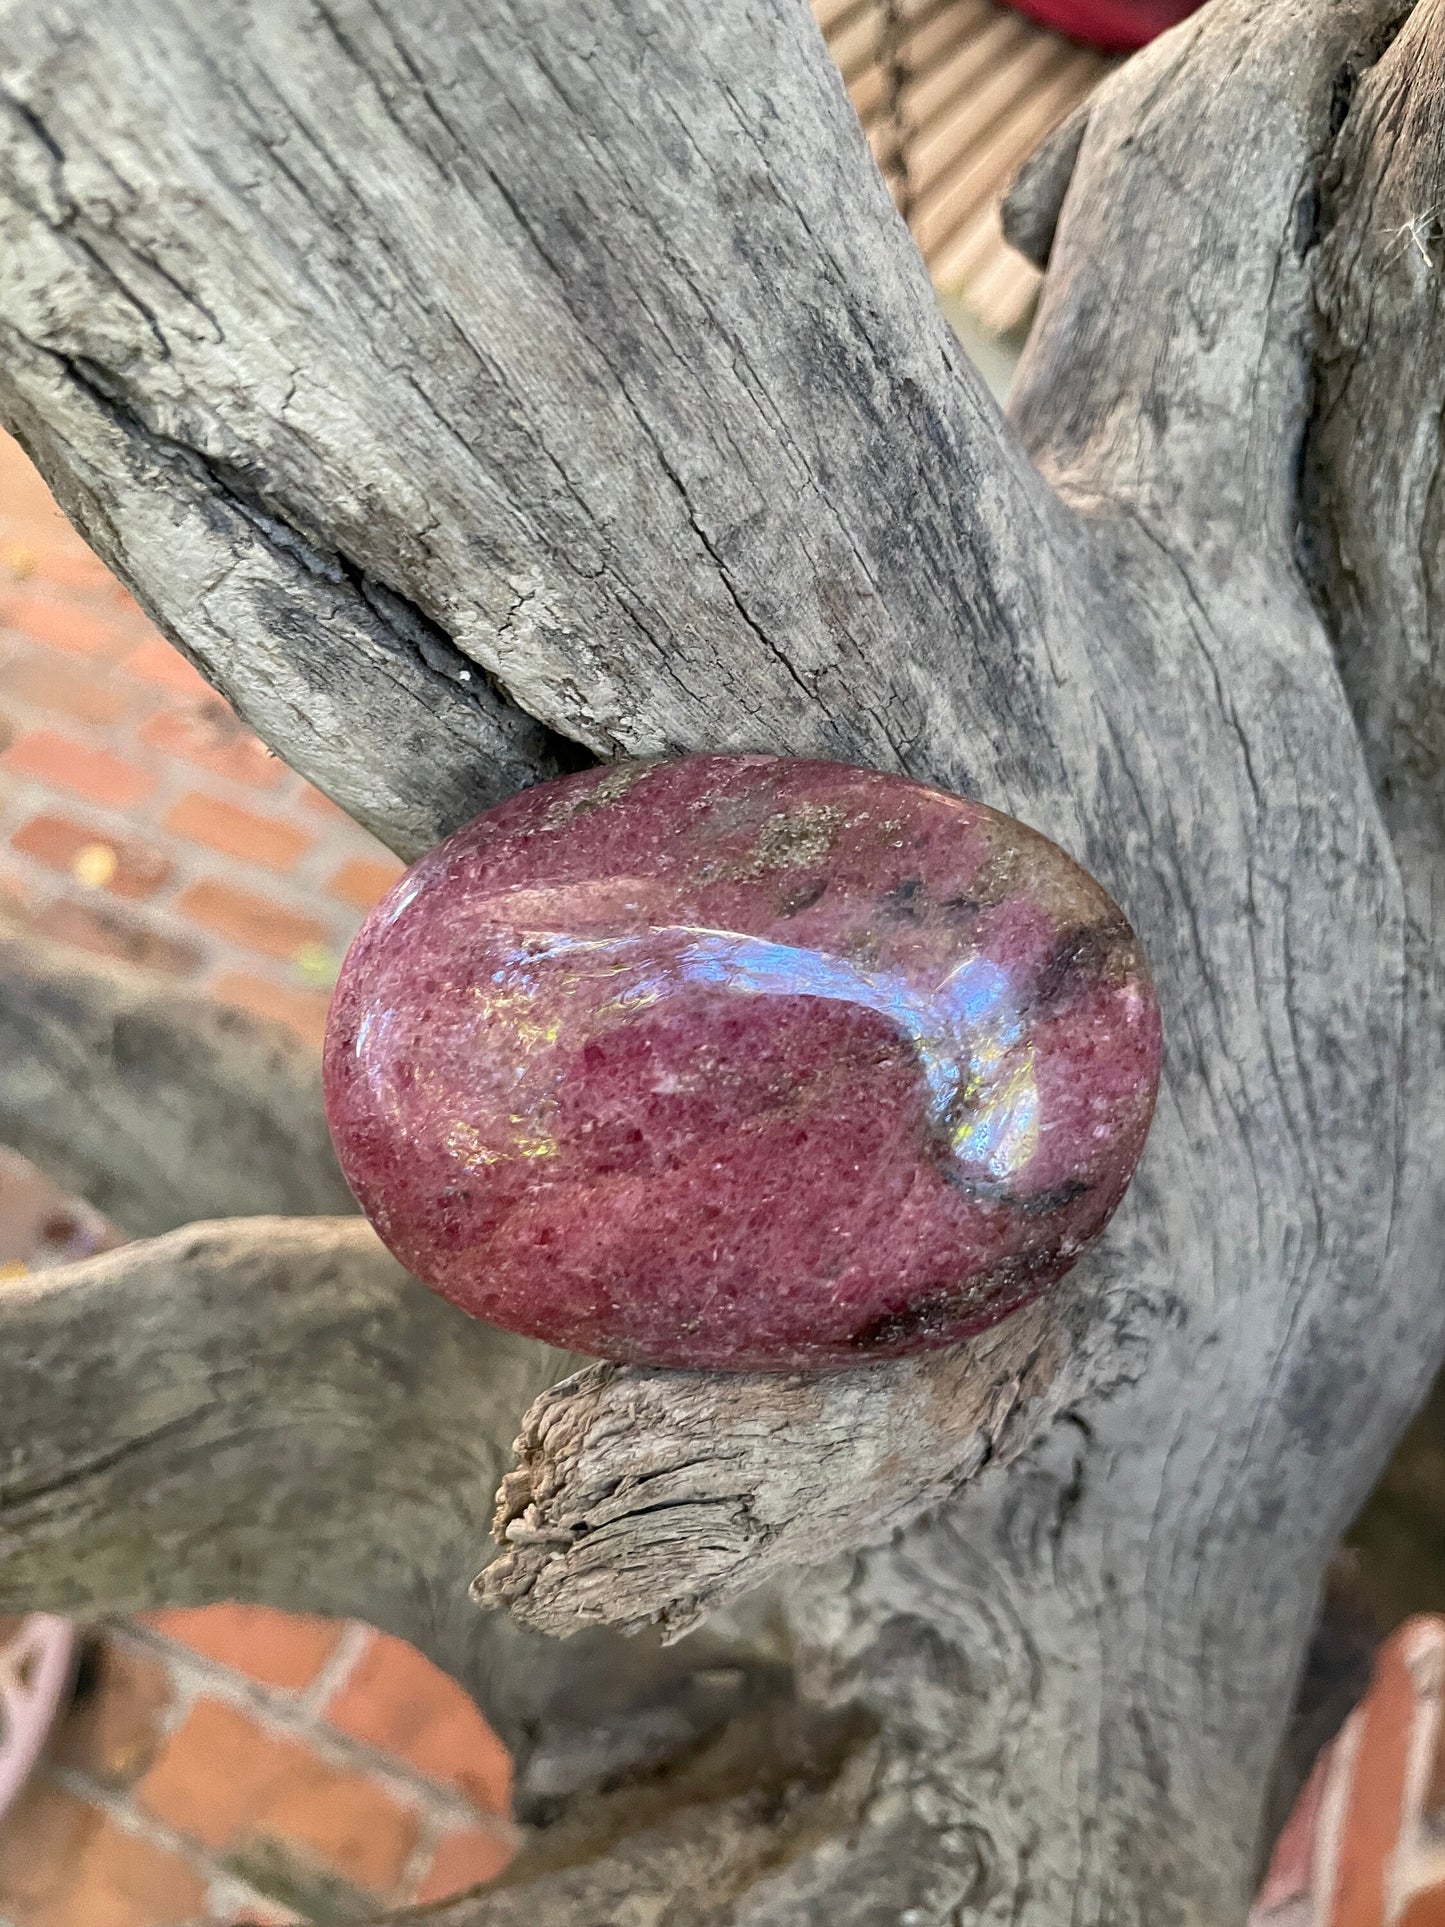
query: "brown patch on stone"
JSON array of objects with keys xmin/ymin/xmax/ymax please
[
  {"xmin": 697, "ymin": 804, "xmax": 846, "ymax": 884},
  {"xmin": 960, "ymin": 841, "xmax": 1023, "ymax": 911},
  {"xmin": 1026, "ymin": 917, "xmax": 1143, "ymax": 1014},
  {"xmin": 540, "ymin": 758, "xmax": 656, "ymax": 829},
  {"xmin": 777, "ymin": 875, "xmax": 829, "ymax": 917},
  {"xmin": 965, "ymin": 826, "xmax": 1112, "ymax": 930},
  {"xmin": 1024, "ymin": 852, "xmax": 1118, "ymax": 929},
  {"xmin": 846, "ymin": 1245, "xmax": 1066, "ymax": 1354},
  {"xmin": 753, "ymin": 805, "xmax": 844, "ymax": 871}
]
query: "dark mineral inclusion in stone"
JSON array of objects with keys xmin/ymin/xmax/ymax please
[{"xmin": 323, "ymin": 756, "xmax": 1162, "ymax": 1371}]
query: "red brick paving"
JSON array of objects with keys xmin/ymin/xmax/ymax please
[
  {"xmin": 412, "ymin": 1822, "xmax": 516, "ymax": 1903},
  {"xmin": 1251, "ymin": 1617, "xmax": 1445, "ymax": 1927},
  {"xmin": 0, "ymin": 426, "xmax": 402, "ymax": 1044},
  {"xmin": 321, "ymin": 1634, "xmax": 513, "ymax": 1817},
  {"xmin": 135, "ymin": 1697, "xmax": 423, "ymax": 1894},
  {"xmin": 160, "ymin": 796, "xmax": 313, "ymax": 877},
  {"xmin": 0, "ymin": 1779, "xmax": 210, "ymax": 1927},
  {"xmin": 48, "ymin": 1642, "xmax": 176, "ymax": 1787},
  {"xmin": 325, "ymin": 856, "xmax": 405, "ymax": 913},
  {"xmin": 0, "ymin": 1615, "xmax": 518, "ymax": 1924},
  {"xmin": 31, "ymin": 895, "xmax": 204, "ymax": 977},
  {"xmin": 141, "ymin": 1613, "xmax": 345, "ymax": 1698},
  {"xmin": 3, "ymin": 729, "xmax": 157, "ymax": 811},
  {"xmin": 0, "ymin": 653, "xmax": 129, "ymax": 726},
  {"xmin": 12, "ymin": 812, "xmax": 174, "ymax": 901},
  {"xmin": 171, "ymin": 880, "xmax": 330, "ymax": 964},
  {"xmin": 0, "ymin": 432, "xmax": 516, "ymax": 1921},
  {"xmin": 0, "ymin": 589, "xmax": 140, "ymax": 662},
  {"xmin": 120, "ymin": 637, "xmax": 215, "ymax": 699}
]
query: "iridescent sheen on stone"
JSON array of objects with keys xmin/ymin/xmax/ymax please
[{"xmin": 323, "ymin": 756, "xmax": 1161, "ymax": 1371}]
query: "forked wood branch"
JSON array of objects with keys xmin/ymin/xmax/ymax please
[
  {"xmin": 1, "ymin": 0, "xmax": 1444, "ymax": 1919},
  {"xmin": 0, "ymin": 1216, "xmax": 566, "ymax": 1645}
]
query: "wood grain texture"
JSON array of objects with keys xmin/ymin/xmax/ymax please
[
  {"xmin": 0, "ymin": 1217, "xmax": 562, "ymax": 1638},
  {"xmin": 0, "ymin": 0, "xmax": 1442, "ymax": 1920},
  {"xmin": 0, "ymin": 0, "xmax": 1075, "ymax": 855},
  {"xmin": 480, "ymin": 1295, "xmax": 1066, "ymax": 1639}
]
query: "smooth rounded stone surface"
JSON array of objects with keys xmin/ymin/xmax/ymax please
[{"xmin": 324, "ymin": 756, "xmax": 1161, "ymax": 1371}]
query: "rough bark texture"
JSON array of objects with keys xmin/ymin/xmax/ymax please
[
  {"xmin": 1, "ymin": 0, "xmax": 1443, "ymax": 1920},
  {"xmin": 0, "ymin": 0, "xmax": 1077, "ymax": 856},
  {"xmin": 0, "ymin": 1217, "xmax": 554, "ymax": 1634},
  {"xmin": 481, "ymin": 1292, "xmax": 1069, "ymax": 1640}
]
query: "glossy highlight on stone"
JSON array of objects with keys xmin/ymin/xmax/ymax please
[{"xmin": 323, "ymin": 756, "xmax": 1161, "ymax": 1371}]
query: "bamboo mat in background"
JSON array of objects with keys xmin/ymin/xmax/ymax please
[{"xmin": 816, "ymin": 0, "xmax": 1113, "ymax": 336}]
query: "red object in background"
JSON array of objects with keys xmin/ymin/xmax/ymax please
[
  {"xmin": 1251, "ymin": 1616, "xmax": 1445, "ymax": 1927},
  {"xmin": 1002, "ymin": 0, "xmax": 1199, "ymax": 53}
]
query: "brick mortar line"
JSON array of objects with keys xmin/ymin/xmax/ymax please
[
  {"xmin": 0, "ymin": 853, "xmax": 230, "ymax": 984},
  {"xmin": 0, "ymin": 775, "xmax": 368, "ymax": 990},
  {"xmin": 398, "ymin": 1804, "xmax": 454, "ymax": 1907},
  {"xmin": 0, "ymin": 862, "xmax": 228, "ymax": 982},
  {"xmin": 0, "ymin": 747, "xmax": 315, "ymax": 890},
  {"xmin": 44, "ymin": 1717, "xmax": 481, "ymax": 1920},
  {"xmin": 0, "ymin": 645, "xmax": 392, "ymax": 885},
  {"xmin": 0, "ymin": 734, "xmax": 379, "ymax": 933},
  {"xmin": 293, "ymin": 1619, "xmax": 371, "ymax": 1718},
  {"xmin": 0, "ymin": 635, "xmax": 346, "ymax": 834},
  {"xmin": 33, "ymin": 732, "xmax": 368, "ymax": 870},
  {"xmin": 106, "ymin": 1619, "xmax": 493, "ymax": 1912},
  {"xmin": 2, "ymin": 819, "xmax": 374, "ymax": 967},
  {"xmin": 115, "ymin": 1624, "xmax": 507, "ymax": 1835},
  {"xmin": 41, "ymin": 1762, "xmax": 280, "ymax": 1916}
]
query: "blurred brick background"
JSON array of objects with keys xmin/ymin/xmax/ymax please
[
  {"xmin": 0, "ymin": 1610, "xmax": 515, "ymax": 1926},
  {"xmin": 0, "ymin": 428, "xmax": 514, "ymax": 1922},
  {"xmin": 0, "ymin": 428, "xmax": 405, "ymax": 1046}
]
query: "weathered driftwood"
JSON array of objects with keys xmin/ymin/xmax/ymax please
[
  {"xmin": 2, "ymin": 0, "xmax": 1445, "ymax": 1918},
  {"xmin": 997, "ymin": 97, "xmax": 1091, "ymax": 269},
  {"xmin": 481, "ymin": 1290, "xmax": 1071, "ymax": 1640},
  {"xmin": 0, "ymin": 1217, "xmax": 550, "ymax": 1636},
  {"xmin": 0, "ymin": 1213, "xmax": 783, "ymax": 1820}
]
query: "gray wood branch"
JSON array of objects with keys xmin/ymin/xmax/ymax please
[
  {"xmin": 480, "ymin": 1291, "xmax": 1074, "ymax": 1640},
  {"xmin": 413, "ymin": 1731, "xmax": 886, "ymax": 1927},
  {"xmin": 0, "ymin": 1217, "xmax": 561, "ymax": 1647},
  {"xmin": 0, "ymin": 917, "xmax": 353, "ymax": 1233},
  {"xmin": 1304, "ymin": 0, "xmax": 1445, "ymax": 1519},
  {"xmin": 999, "ymin": 98, "xmax": 1091, "ymax": 271},
  {"xmin": 0, "ymin": 0, "xmax": 1079, "ymax": 856},
  {"xmin": 0, "ymin": 1215, "xmax": 791, "ymax": 1819},
  {"xmin": 0, "ymin": 0, "xmax": 1442, "ymax": 1922}
]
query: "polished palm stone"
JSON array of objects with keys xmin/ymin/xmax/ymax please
[{"xmin": 323, "ymin": 756, "xmax": 1161, "ymax": 1371}]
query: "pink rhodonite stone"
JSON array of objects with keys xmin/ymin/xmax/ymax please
[{"xmin": 323, "ymin": 756, "xmax": 1161, "ymax": 1371}]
